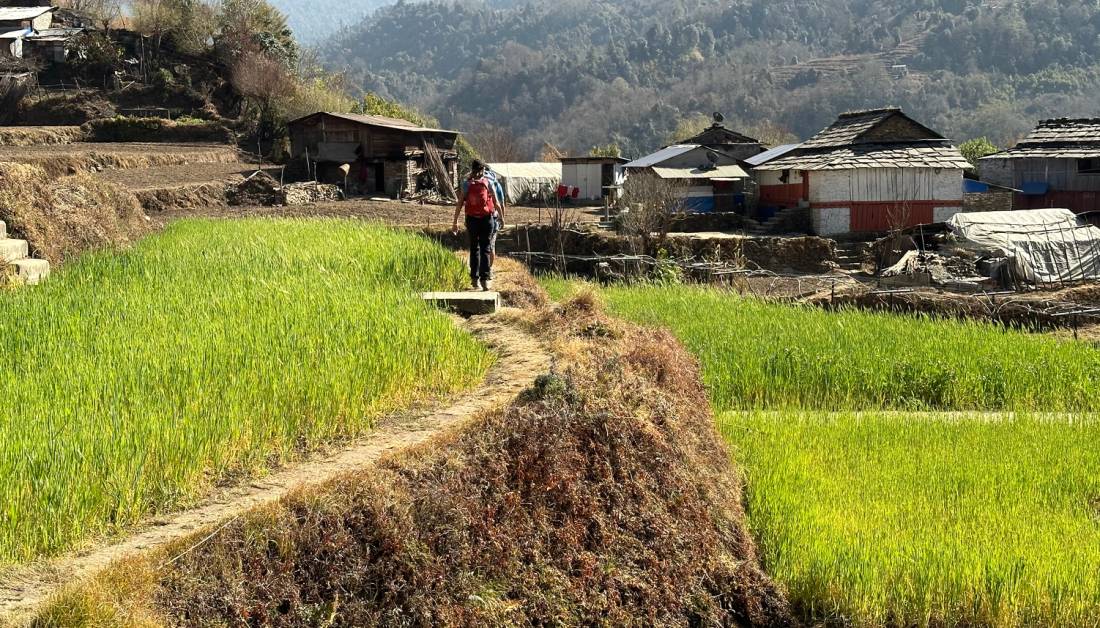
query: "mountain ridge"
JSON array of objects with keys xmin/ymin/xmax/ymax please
[{"xmin": 314, "ymin": 0, "xmax": 1100, "ymax": 158}]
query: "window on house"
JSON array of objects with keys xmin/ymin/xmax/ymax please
[{"xmin": 1078, "ymin": 158, "xmax": 1100, "ymax": 174}]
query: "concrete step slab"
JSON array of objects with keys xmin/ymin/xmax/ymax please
[
  {"xmin": 0, "ymin": 239, "xmax": 28, "ymax": 264},
  {"xmin": 10, "ymin": 258, "xmax": 49, "ymax": 285},
  {"xmin": 422, "ymin": 291, "xmax": 500, "ymax": 316}
]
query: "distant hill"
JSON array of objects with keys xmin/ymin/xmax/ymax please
[
  {"xmin": 321, "ymin": 0, "xmax": 1100, "ymax": 158},
  {"xmin": 268, "ymin": 0, "xmax": 391, "ymax": 44}
]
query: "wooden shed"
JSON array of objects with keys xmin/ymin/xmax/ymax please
[
  {"xmin": 288, "ymin": 112, "xmax": 460, "ymax": 199},
  {"xmin": 980, "ymin": 119, "xmax": 1100, "ymax": 214},
  {"xmin": 752, "ymin": 108, "xmax": 969, "ymax": 235}
]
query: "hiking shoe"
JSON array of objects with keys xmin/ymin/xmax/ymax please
[
  {"xmin": 471, "ymin": 278, "xmax": 480, "ymax": 290},
  {"xmin": 481, "ymin": 278, "xmax": 494, "ymax": 291}
]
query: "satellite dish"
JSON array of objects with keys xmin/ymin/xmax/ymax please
[
  {"xmin": 706, "ymin": 150, "xmax": 719, "ymax": 164},
  {"xmin": 713, "ymin": 112, "xmax": 725, "ymax": 124}
]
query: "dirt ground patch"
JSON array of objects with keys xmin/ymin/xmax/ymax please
[
  {"xmin": 154, "ymin": 198, "xmax": 606, "ymax": 226},
  {"xmin": 0, "ymin": 143, "xmax": 241, "ymax": 177},
  {"xmin": 89, "ymin": 163, "xmax": 277, "ymax": 192}
]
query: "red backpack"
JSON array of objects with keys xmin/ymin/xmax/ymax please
[{"xmin": 464, "ymin": 177, "xmax": 495, "ymax": 217}]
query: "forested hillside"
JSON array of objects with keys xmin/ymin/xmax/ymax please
[
  {"xmin": 267, "ymin": 0, "xmax": 389, "ymax": 43},
  {"xmin": 321, "ymin": 0, "xmax": 1100, "ymax": 158}
]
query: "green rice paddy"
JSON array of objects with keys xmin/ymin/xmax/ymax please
[
  {"xmin": 0, "ymin": 219, "xmax": 491, "ymax": 563},
  {"xmin": 544, "ymin": 278, "xmax": 1100, "ymax": 626}
]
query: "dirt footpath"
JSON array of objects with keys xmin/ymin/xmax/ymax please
[
  {"xmin": 0, "ymin": 311, "xmax": 551, "ymax": 626},
  {"xmin": 154, "ymin": 197, "xmax": 607, "ymax": 226}
]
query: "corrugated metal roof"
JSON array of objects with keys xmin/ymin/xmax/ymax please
[
  {"xmin": 0, "ymin": 27, "xmax": 29, "ymax": 39},
  {"xmin": 651, "ymin": 164, "xmax": 748, "ymax": 180},
  {"xmin": 0, "ymin": 7, "xmax": 55, "ymax": 21},
  {"xmin": 756, "ymin": 144, "xmax": 970, "ymax": 171},
  {"xmin": 624, "ymin": 144, "xmax": 700, "ymax": 168},
  {"xmin": 25, "ymin": 27, "xmax": 82, "ymax": 41},
  {"xmin": 744, "ymin": 143, "xmax": 800, "ymax": 166},
  {"xmin": 288, "ymin": 111, "xmax": 458, "ymax": 135}
]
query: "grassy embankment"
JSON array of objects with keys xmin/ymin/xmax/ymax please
[
  {"xmin": 543, "ymin": 279, "xmax": 1100, "ymax": 626},
  {"xmin": 0, "ymin": 219, "xmax": 492, "ymax": 564}
]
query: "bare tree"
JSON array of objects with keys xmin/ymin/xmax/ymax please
[
  {"xmin": 131, "ymin": 0, "xmax": 185, "ymax": 51},
  {"xmin": 231, "ymin": 51, "xmax": 296, "ymax": 148},
  {"xmin": 59, "ymin": 0, "xmax": 123, "ymax": 31},
  {"xmin": 467, "ymin": 126, "xmax": 526, "ymax": 163},
  {"xmin": 618, "ymin": 171, "xmax": 687, "ymax": 250},
  {"xmin": 744, "ymin": 119, "xmax": 799, "ymax": 148}
]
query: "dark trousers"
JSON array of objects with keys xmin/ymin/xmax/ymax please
[{"xmin": 466, "ymin": 215, "xmax": 493, "ymax": 280}]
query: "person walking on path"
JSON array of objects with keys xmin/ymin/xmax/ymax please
[{"xmin": 452, "ymin": 160, "xmax": 504, "ymax": 291}]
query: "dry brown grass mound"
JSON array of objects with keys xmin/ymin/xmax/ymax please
[
  {"xmin": 0, "ymin": 144, "xmax": 242, "ymax": 178},
  {"xmin": 36, "ymin": 287, "xmax": 791, "ymax": 627},
  {"xmin": 146, "ymin": 297, "xmax": 790, "ymax": 626},
  {"xmin": 0, "ymin": 126, "xmax": 84, "ymax": 147},
  {"xmin": 0, "ymin": 162, "xmax": 148, "ymax": 263}
]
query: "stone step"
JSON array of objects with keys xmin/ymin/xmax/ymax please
[
  {"xmin": 9, "ymin": 258, "xmax": 49, "ymax": 285},
  {"xmin": 421, "ymin": 291, "xmax": 500, "ymax": 316},
  {"xmin": 0, "ymin": 239, "xmax": 28, "ymax": 264}
]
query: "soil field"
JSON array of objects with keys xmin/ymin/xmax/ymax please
[{"xmin": 90, "ymin": 163, "xmax": 280, "ymax": 191}]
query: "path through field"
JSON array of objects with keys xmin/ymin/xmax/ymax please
[{"xmin": 0, "ymin": 313, "xmax": 551, "ymax": 625}]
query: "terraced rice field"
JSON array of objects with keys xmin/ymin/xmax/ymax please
[
  {"xmin": 0, "ymin": 219, "xmax": 492, "ymax": 564},
  {"xmin": 544, "ymin": 279, "xmax": 1100, "ymax": 626}
]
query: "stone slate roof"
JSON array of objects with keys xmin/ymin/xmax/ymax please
[
  {"xmin": 756, "ymin": 107, "xmax": 965, "ymax": 170},
  {"xmin": 799, "ymin": 108, "xmax": 899, "ymax": 149},
  {"xmin": 681, "ymin": 123, "xmax": 760, "ymax": 147},
  {"xmin": 759, "ymin": 144, "xmax": 970, "ymax": 171},
  {"xmin": 984, "ymin": 119, "xmax": 1100, "ymax": 160}
]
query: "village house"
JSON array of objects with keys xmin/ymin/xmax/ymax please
[
  {"xmin": 676, "ymin": 114, "xmax": 767, "ymax": 162},
  {"xmin": 979, "ymin": 119, "xmax": 1100, "ymax": 214},
  {"xmin": 0, "ymin": 5, "xmax": 82, "ymax": 63},
  {"xmin": 287, "ymin": 111, "xmax": 460, "ymax": 198},
  {"xmin": 624, "ymin": 144, "xmax": 751, "ymax": 213},
  {"xmin": 752, "ymin": 107, "xmax": 969, "ymax": 235},
  {"xmin": 558, "ymin": 156, "xmax": 627, "ymax": 203}
]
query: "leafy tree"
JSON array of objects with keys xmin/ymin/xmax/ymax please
[
  {"xmin": 590, "ymin": 143, "xmax": 622, "ymax": 158},
  {"xmin": 958, "ymin": 137, "xmax": 1000, "ymax": 167}
]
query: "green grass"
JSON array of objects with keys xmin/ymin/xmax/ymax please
[
  {"xmin": 543, "ymin": 278, "xmax": 1100, "ymax": 625},
  {"xmin": 547, "ymin": 280, "xmax": 1100, "ymax": 412},
  {"xmin": 721, "ymin": 412, "xmax": 1100, "ymax": 626},
  {"xmin": 0, "ymin": 218, "xmax": 492, "ymax": 564}
]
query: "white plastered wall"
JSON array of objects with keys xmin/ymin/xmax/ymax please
[{"xmin": 812, "ymin": 207, "xmax": 851, "ymax": 235}]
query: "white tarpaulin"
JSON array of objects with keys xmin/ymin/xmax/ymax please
[
  {"xmin": 947, "ymin": 208, "xmax": 1100, "ymax": 284},
  {"xmin": 489, "ymin": 162, "xmax": 562, "ymax": 204}
]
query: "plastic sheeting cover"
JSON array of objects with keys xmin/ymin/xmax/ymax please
[
  {"xmin": 947, "ymin": 208, "xmax": 1100, "ymax": 283},
  {"xmin": 489, "ymin": 162, "xmax": 562, "ymax": 204}
]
